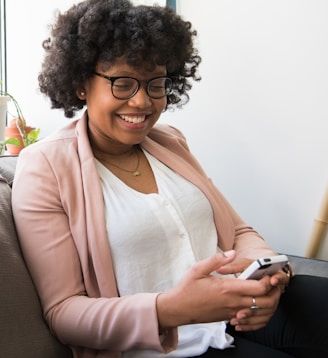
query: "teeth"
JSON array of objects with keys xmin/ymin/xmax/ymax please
[{"xmin": 120, "ymin": 115, "xmax": 146, "ymax": 124}]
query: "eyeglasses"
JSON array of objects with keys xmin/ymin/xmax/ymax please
[{"xmin": 94, "ymin": 72, "xmax": 173, "ymax": 100}]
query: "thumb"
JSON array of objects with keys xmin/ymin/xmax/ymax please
[{"xmin": 192, "ymin": 250, "xmax": 236, "ymax": 277}]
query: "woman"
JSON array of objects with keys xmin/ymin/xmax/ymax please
[{"xmin": 12, "ymin": 0, "xmax": 328, "ymax": 357}]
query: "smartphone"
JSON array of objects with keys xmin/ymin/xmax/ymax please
[{"xmin": 238, "ymin": 254, "xmax": 289, "ymax": 280}]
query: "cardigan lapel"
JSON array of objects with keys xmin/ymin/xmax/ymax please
[{"xmin": 76, "ymin": 114, "xmax": 119, "ymax": 297}]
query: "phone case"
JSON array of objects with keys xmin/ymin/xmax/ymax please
[{"xmin": 238, "ymin": 254, "xmax": 289, "ymax": 280}]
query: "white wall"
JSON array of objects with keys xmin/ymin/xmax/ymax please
[{"xmin": 6, "ymin": 0, "xmax": 328, "ymax": 258}]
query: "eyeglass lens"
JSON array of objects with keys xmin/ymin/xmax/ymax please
[{"xmin": 112, "ymin": 77, "xmax": 172, "ymax": 99}]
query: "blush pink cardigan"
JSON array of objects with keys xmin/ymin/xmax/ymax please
[{"xmin": 12, "ymin": 113, "xmax": 275, "ymax": 358}]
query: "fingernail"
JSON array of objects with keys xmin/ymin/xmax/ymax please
[{"xmin": 223, "ymin": 250, "xmax": 235, "ymax": 258}]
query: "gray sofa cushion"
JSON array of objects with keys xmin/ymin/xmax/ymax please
[
  {"xmin": 0, "ymin": 155, "xmax": 17, "ymax": 185},
  {"xmin": 0, "ymin": 163, "xmax": 72, "ymax": 357}
]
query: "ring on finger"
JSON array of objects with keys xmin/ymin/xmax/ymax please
[{"xmin": 250, "ymin": 297, "xmax": 260, "ymax": 311}]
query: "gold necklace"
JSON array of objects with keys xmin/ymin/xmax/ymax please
[{"xmin": 96, "ymin": 146, "xmax": 141, "ymax": 177}]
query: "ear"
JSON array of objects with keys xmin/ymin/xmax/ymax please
[{"xmin": 76, "ymin": 88, "xmax": 86, "ymax": 100}]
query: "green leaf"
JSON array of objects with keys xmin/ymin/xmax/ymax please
[
  {"xmin": 5, "ymin": 137, "xmax": 20, "ymax": 146},
  {"xmin": 28, "ymin": 128, "xmax": 40, "ymax": 140},
  {"xmin": 26, "ymin": 128, "xmax": 40, "ymax": 145},
  {"xmin": 0, "ymin": 137, "xmax": 20, "ymax": 154}
]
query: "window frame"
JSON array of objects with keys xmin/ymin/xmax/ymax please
[{"xmin": 0, "ymin": 0, "xmax": 7, "ymax": 91}]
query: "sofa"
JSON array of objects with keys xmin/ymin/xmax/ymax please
[
  {"xmin": 0, "ymin": 155, "xmax": 327, "ymax": 357},
  {"xmin": 0, "ymin": 155, "xmax": 72, "ymax": 358}
]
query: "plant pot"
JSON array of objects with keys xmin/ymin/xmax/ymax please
[{"xmin": 5, "ymin": 119, "xmax": 35, "ymax": 155}]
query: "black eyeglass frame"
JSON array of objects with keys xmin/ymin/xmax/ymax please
[{"xmin": 93, "ymin": 72, "xmax": 174, "ymax": 100}]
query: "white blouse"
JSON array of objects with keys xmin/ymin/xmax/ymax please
[{"xmin": 95, "ymin": 149, "xmax": 234, "ymax": 357}]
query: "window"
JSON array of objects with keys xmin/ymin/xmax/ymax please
[{"xmin": 0, "ymin": 0, "xmax": 6, "ymax": 91}]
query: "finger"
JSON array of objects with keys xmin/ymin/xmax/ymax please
[
  {"xmin": 234, "ymin": 319, "xmax": 269, "ymax": 332},
  {"xmin": 216, "ymin": 258, "xmax": 252, "ymax": 276},
  {"xmin": 232, "ymin": 306, "xmax": 272, "ymax": 322},
  {"xmin": 233, "ymin": 290, "xmax": 279, "ymax": 319},
  {"xmin": 231, "ymin": 307, "xmax": 275, "ymax": 330},
  {"xmin": 270, "ymin": 270, "xmax": 290, "ymax": 287},
  {"xmin": 192, "ymin": 250, "xmax": 236, "ymax": 277},
  {"xmin": 232, "ymin": 275, "xmax": 273, "ymax": 297}
]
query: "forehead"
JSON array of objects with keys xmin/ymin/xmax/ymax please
[{"xmin": 97, "ymin": 58, "xmax": 167, "ymax": 76}]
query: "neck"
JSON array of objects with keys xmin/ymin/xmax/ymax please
[
  {"xmin": 92, "ymin": 144, "xmax": 142, "ymax": 177},
  {"xmin": 92, "ymin": 144, "xmax": 137, "ymax": 159},
  {"xmin": 88, "ymin": 131, "xmax": 138, "ymax": 159}
]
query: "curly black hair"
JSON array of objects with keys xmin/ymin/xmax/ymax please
[{"xmin": 38, "ymin": 0, "xmax": 201, "ymax": 118}]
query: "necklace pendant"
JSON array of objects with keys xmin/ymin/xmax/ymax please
[{"xmin": 133, "ymin": 170, "xmax": 141, "ymax": 176}]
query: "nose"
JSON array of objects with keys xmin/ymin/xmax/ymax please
[{"xmin": 127, "ymin": 85, "xmax": 152, "ymax": 108}]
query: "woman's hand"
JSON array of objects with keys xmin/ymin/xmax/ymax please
[
  {"xmin": 229, "ymin": 268, "xmax": 291, "ymax": 332},
  {"xmin": 229, "ymin": 279, "xmax": 281, "ymax": 331},
  {"xmin": 156, "ymin": 251, "xmax": 274, "ymax": 329}
]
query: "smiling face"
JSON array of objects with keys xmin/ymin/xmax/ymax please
[{"xmin": 82, "ymin": 60, "xmax": 168, "ymax": 154}]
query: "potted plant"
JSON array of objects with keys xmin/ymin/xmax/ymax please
[
  {"xmin": 0, "ymin": 85, "xmax": 40, "ymax": 155},
  {"xmin": 5, "ymin": 117, "xmax": 40, "ymax": 155},
  {"xmin": 0, "ymin": 137, "xmax": 20, "ymax": 156}
]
